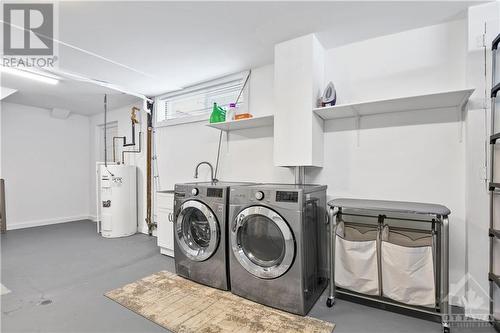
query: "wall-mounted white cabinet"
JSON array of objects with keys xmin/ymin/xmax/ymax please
[
  {"xmin": 156, "ymin": 191, "xmax": 174, "ymax": 257},
  {"xmin": 274, "ymin": 34, "xmax": 325, "ymax": 167}
]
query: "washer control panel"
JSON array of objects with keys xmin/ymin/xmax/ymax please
[{"xmin": 207, "ymin": 187, "xmax": 223, "ymax": 198}]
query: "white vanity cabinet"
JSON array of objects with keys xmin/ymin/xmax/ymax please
[{"xmin": 156, "ymin": 191, "xmax": 175, "ymax": 257}]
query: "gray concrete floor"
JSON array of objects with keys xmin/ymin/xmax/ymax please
[{"xmin": 0, "ymin": 220, "xmax": 495, "ymax": 332}]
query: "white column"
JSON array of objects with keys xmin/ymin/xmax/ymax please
[{"xmin": 274, "ymin": 34, "xmax": 325, "ymax": 167}]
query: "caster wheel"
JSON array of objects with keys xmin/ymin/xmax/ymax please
[
  {"xmin": 326, "ymin": 298, "xmax": 334, "ymax": 308},
  {"xmin": 442, "ymin": 326, "xmax": 450, "ymax": 333}
]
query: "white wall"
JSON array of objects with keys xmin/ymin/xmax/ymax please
[
  {"xmin": 307, "ymin": 19, "xmax": 468, "ymax": 305},
  {"xmin": 1, "ymin": 102, "xmax": 91, "ymax": 229},
  {"xmin": 88, "ymin": 102, "xmax": 148, "ymax": 233},
  {"xmin": 155, "ymin": 64, "xmax": 294, "ymax": 190},
  {"xmin": 326, "ymin": 20, "xmax": 466, "ymax": 104}
]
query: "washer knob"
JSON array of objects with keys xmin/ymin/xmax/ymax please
[
  {"xmin": 255, "ymin": 191, "xmax": 264, "ymax": 200},
  {"xmin": 191, "ymin": 188, "xmax": 199, "ymax": 196}
]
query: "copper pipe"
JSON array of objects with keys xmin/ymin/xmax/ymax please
[
  {"xmin": 131, "ymin": 106, "xmax": 140, "ymax": 124},
  {"xmin": 145, "ymin": 126, "xmax": 153, "ymax": 235},
  {"xmin": 145, "ymin": 100, "xmax": 155, "ymax": 235}
]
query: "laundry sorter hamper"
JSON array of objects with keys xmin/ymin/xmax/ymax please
[{"xmin": 326, "ymin": 198, "xmax": 451, "ymax": 333}]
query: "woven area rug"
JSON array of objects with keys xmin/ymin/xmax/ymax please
[{"xmin": 105, "ymin": 271, "xmax": 335, "ymax": 333}]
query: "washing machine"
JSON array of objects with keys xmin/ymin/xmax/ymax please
[
  {"xmin": 173, "ymin": 182, "xmax": 253, "ymax": 290},
  {"xmin": 228, "ymin": 184, "xmax": 329, "ymax": 315}
]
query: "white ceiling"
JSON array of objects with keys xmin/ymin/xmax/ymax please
[
  {"xmin": 2, "ymin": 1, "xmax": 485, "ymax": 115},
  {"xmin": 1, "ymin": 73, "xmax": 139, "ymax": 115}
]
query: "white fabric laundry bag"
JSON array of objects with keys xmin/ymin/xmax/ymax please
[
  {"xmin": 381, "ymin": 225, "xmax": 435, "ymax": 308},
  {"xmin": 335, "ymin": 222, "xmax": 379, "ymax": 296}
]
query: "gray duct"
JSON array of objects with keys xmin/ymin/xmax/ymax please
[{"xmin": 294, "ymin": 166, "xmax": 305, "ymax": 185}]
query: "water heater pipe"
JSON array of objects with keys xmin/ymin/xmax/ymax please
[
  {"xmin": 123, "ymin": 107, "xmax": 140, "ymax": 147},
  {"xmin": 112, "ymin": 106, "xmax": 142, "ymax": 163},
  {"xmin": 103, "ymin": 94, "xmax": 114, "ymax": 177},
  {"xmin": 121, "ymin": 132, "xmax": 142, "ymax": 164},
  {"xmin": 104, "ymin": 94, "xmax": 108, "ymax": 167},
  {"xmin": 145, "ymin": 100, "xmax": 155, "ymax": 235}
]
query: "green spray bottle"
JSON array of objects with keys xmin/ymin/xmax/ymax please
[{"xmin": 209, "ymin": 102, "xmax": 226, "ymax": 123}]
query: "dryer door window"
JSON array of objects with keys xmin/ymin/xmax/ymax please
[
  {"xmin": 175, "ymin": 200, "xmax": 219, "ymax": 262},
  {"xmin": 232, "ymin": 206, "xmax": 295, "ymax": 279}
]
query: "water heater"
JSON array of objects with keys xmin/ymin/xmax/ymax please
[{"xmin": 99, "ymin": 165, "xmax": 137, "ymax": 238}]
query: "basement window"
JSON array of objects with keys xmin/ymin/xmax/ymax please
[{"xmin": 155, "ymin": 71, "xmax": 249, "ymax": 126}]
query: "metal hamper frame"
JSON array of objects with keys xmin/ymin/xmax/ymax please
[{"xmin": 326, "ymin": 198, "xmax": 450, "ymax": 333}]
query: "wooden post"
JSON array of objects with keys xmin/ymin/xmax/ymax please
[{"xmin": 145, "ymin": 100, "xmax": 155, "ymax": 235}]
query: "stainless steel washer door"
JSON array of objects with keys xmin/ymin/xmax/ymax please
[
  {"xmin": 231, "ymin": 206, "xmax": 295, "ymax": 279},
  {"xmin": 176, "ymin": 200, "xmax": 219, "ymax": 262}
]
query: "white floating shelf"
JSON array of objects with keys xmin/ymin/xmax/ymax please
[
  {"xmin": 313, "ymin": 89, "xmax": 474, "ymax": 120},
  {"xmin": 206, "ymin": 115, "xmax": 274, "ymax": 131}
]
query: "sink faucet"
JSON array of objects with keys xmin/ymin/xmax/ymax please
[{"xmin": 194, "ymin": 161, "xmax": 218, "ymax": 184}]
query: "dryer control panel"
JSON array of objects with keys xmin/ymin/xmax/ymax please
[{"xmin": 276, "ymin": 191, "xmax": 298, "ymax": 203}]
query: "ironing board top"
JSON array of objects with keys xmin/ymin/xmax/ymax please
[{"xmin": 328, "ymin": 198, "xmax": 450, "ymax": 217}]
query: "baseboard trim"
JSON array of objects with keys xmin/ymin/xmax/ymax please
[
  {"xmin": 7, "ymin": 215, "xmax": 93, "ymax": 230},
  {"xmin": 160, "ymin": 247, "xmax": 174, "ymax": 257},
  {"xmin": 138, "ymin": 225, "xmax": 157, "ymax": 236}
]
